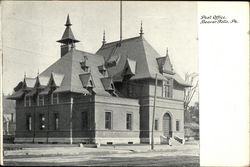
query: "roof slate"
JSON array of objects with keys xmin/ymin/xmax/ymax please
[
  {"xmin": 97, "ymin": 37, "xmax": 162, "ymax": 80},
  {"xmin": 96, "ymin": 36, "xmax": 189, "ymax": 86},
  {"xmin": 39, "ymin": 49, "xmax": 110, "ymax": 96}
]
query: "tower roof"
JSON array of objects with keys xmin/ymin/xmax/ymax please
[{"xmin": 57, "ymin": 15, "xmax": 80, "ymax": 44}]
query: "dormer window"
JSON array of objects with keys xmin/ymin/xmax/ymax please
[
  {"xmin": 80, "ymin": 56, "xmax": 90, "ymax": 72},
  {"xmin": 89, "ymin": 80, "xmax": 94, "ymax": 87},
  {"xmin": 79, "ymin": 73, "xmax": 95, "ymax": 94},
  {"xmin": 98, "ymin": 64, "xmax": 107, "ymax": 76}
]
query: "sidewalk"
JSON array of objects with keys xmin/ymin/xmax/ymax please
[{"xmin": 4, "ymin": 142, "xmax": 199, "ymax": 157}]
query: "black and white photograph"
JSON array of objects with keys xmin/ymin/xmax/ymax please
[{"xmin": 1, "ymin": 1, "xmax": 248, "ymax": 166}]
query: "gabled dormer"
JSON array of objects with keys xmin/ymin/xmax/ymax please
[
  {"xmin": 23, "ymin": 77, "xmax": 36, "ymax": 91},
  {"xmin": 35, "ymin": 75, "xmax": 50, "ymax": 89},
  {"xmin": 100, "ymin": 77, "xmax": 117, "ymax": 96},
  {"xmin": 79, "ymin": 73, "xmax": 95, "ymax": 89},
  {"xmin": 104, "ymin": 53, "xmax": 121, "ymax": 68},
  {"xmin": 80, "ymin": 56, "xmax": 90, "ymax": 72},
  {"xmin": 156, "ymin": 48, "xmax": 175, "ymax": 75},
  {"xmin": 122, "ymin": 58, "xmax": 136, "ymax": 81},
  {"xmin": 48, "ymin": 72, "xmax": 65, "ymax": 89},
  {"xmin": 98, "ymin": 64, "xmax": 107, "ymax": 76}
]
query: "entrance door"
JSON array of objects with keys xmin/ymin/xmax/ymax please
[{"xmin": 163, "ymin": 113, "xmax": 171, "ymax": 137}]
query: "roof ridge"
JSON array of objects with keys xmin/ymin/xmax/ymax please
[
  {"xmin": 75, "ymin": 49, "xmax": 104, "ymax": 58},
  {"xmin": 98, "ymin": 36, "xmax": 141, "ymax": 50}
]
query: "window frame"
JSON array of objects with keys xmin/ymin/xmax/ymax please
[
  {"xmin": 105, "ymin": 111, "xmax": 112, "ymax": 130},
  {"xmin": 162, "ymin": 79, "xmax": 172, "ymax": 98},
  {"xmin": 26, "ymin": 115, "xmax": 32, "ymax": 131},
  {"xmin": 81, "ymin": 111, "xmax": 89, "ymax": 130},
  {"xmin": 126, "ymin": 113, "xmax": 133, "ymax": 130},
  {"xmin": 38, "ymin": 95, "xmax": 45, "ymax": 106},
  {"xmin": 24, "ymin": 96, "xmax": 31, "ymax": 107},
  {"xmin": 39, "ymin": 114, "xmax": 46, "ymax": 130},
  {"xmin": 176, "ymin": 120, "xmax": 180, "ymax": 131},
  {"xmin": 54, "ymin": 113, "xmax": 59, "ymax": 130},
  {"xmin": 154, "ymin": 119, "xmax": 159, "ymax": 131},
  {"xmin": 51, "ymin": 93, "xmax": 59, "ymax": 105}
]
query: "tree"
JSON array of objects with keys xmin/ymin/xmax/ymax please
[
  {"xmin": 184, "ymin": 72, "xmax": 199, "ymax": 112},
  {"xmin": 189, "ymin": 102, "xmax": 199, "ymax": 124}
]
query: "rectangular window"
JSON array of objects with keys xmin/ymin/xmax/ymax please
[
  {"xmin": 163, "ymin": 79, "xmax": 172, "ymax": 98},
  {"xmin": 38, "ymin": 95, "xmax": 44, "ymax": 106},
  {"xmin": 39, "ymin": 114, "xmax": 46, "ymax": 130},
  {"xmin": 154, "ymin": 119, "xmax": 158, "ymax": 130},
  {"xmin": 54, "ymin": 113, "xmax": 59, "ymax": 130},
  {"xmin": 105, "ymin": 112, "xmax": 111, "ymax": 130},
  {"xmin": 176, "ymin": 120, "xmax": 180, "ymax": 131},
  {"xmin": 51, "ymin": 93, "xmax": 59, "ymax": 104},
  {"xmin": 82, "ymin": 111, "xmax": 89, "ymax": 129},
  {"xmin": 26, "ymin": 115, "xmax": 32, "ymax": 131},
  {"xmin": 126, "ymin": 113, "xmax": 132, "ymax": 130},
  {"xmin": 164, "ymin": 85, "xmax": 170, "ymax": 97},
  {"xmin": 25, "ymin": 96, "xmax": 31, "ymax": 107}
]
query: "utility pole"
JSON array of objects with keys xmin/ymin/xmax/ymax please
[
  {"xmin": 120, "ymin": 0, "xmax": 122, "ymax": 43},
  {"xmin": 151, "ymin": 73, "xmax": 157, "ymax": 150},
  {"xmin": 70, "ymin": 97, "xmax": 73, "ymax": 144}
]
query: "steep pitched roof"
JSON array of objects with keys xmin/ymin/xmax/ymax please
[
  {"xmin": 96, "ymin": 36, "xmax": 155, "ymax": 80},
  {"xmin": 24, "ymin": 78, "xmax": 36, "ymax": 88},
  {"xmin": 26, "ymin": 88, "xmax": 37, "ymax": 97},
  {"xmin": 36, "ymin": 75, "xmax": 50, "ymax": 87},
  {"xmin": 57, "ymin": 15, "xmax": 80, "ymax": 44},
  {"xmin": 39, "ymin": 49, "xmax": 110, "ymax": 96},
  {"xmin": 96, "ymin": 36, "xmax": 190, "ymax": 87},
  {"xmin": 156, "ymin": 55, "xmax": 174, "ymax": 74},
  {"xmin": 7, "ymin": 89, "xmax": 24, "ymax": 100},
  {"xmin": 57, "ymin": 26, "xmax": 80, "ymax": 44}
]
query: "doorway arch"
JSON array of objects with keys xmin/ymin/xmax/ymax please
[{"xmin": 163, "ymin": 113, "xmax": 171, "ymax": 137}]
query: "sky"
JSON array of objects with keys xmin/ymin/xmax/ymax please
[{"xmin": 2, "ymin": 1, "xmax": 198, "ymax": 103}]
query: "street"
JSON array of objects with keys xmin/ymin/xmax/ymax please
[{"xmin": 4, "ymin": 141, "xmax": 199, "ymax": 166}]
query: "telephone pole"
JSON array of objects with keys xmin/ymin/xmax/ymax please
[{"xmin": 151, "ymin": 73, "xmax": 157, "ymax": 150}]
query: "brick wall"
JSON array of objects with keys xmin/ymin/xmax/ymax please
[{"xmin": 94, "ymin": 95, "xmax": 140, "ymax": 141}]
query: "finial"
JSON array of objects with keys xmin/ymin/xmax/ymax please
[
  {"xmin": 65, "ymin": 14, "xmax": 72, "ymax": 27},
  {"xmin": 102, "ymin": 30, "xmax": 106, "ymax": 45},
  {"xmin": 24, "ymin": 72, "xmax": 26, "ymax": 78},
  {"xmin": 37, "ymin": 69, "xmax": 39, "ymax": 76},
  {"xmin": 166, "ymin": 47, "xmax": 169, "ymax": 56},
  {"xmin": 139, "ymin": 20, "xmax": 144, "ymax": 36}
]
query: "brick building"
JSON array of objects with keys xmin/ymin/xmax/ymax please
[{"xmin": 8, "ymin": 15, "xmax": 190, "ymax": 144}]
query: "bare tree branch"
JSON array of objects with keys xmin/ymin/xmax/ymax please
[{"xmin": 184, "ymin": 73, "xmax": 199, "ymax": 111}]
